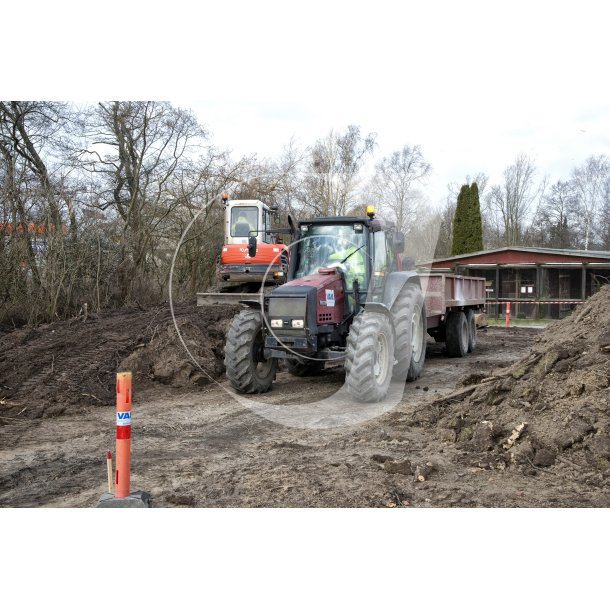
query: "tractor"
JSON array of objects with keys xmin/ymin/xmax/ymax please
[{"xmin": 223, "ymin": 206, "xmax": 427, "ymax": 402}]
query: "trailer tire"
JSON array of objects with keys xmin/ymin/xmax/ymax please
[
  {"xmin": 224, "ymin": 309, "xmax": 277, "ymax": 393},
  {"xmin": 345, "ymin": 311, "xmax": 395, "ymax": 403},
  {"xmin": 391, "ymin": 283, "xmax": 427, "ymax": 381},
  {"xmin": 286, "ymin": 359, "xmax": 324, "ymax": 377},
  {"xmin": 466, "ymin": 309, "xmax": 477, "ymax": 352},
  {"xmin": 445, "ymin": 310, "xmax": 469, "ymax": 357}
]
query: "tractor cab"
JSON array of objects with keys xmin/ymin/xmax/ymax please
[{"xmin": 286, "ymin": 211, "xmax": 404, "ymax": 313}]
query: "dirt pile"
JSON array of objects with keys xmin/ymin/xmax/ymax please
[
  {"xmin": 0, "ymin": 302, "xmax": 240, "ymax": 421},
  {"xmin": 410, "ymin": 285, "xmax": 610, "ymax": 481}
]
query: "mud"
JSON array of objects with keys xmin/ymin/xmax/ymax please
[
  {"xmin": 0, "ymin": 303, "xmax": 240, "ymax": 421},
  {"xmin": 1, "ymin": 289, "xmax": 608, "ymax": 507}
]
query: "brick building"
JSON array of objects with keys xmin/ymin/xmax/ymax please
[{"xmin": 427, "ymin": 247, "xmax": 610, "ymax": 319}]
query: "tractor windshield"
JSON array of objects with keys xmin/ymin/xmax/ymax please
[
  {"xmin": 230, "ymin": 206, "xmax": 258, "ymax": 237},
  {"xmin": 295, "ymin": 224, "xmax": 368, "ymax": 287}
]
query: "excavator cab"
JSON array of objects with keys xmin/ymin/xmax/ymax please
[{"xmin": 217, "ymin": 196, "xmax": 289, "ymax": 290}]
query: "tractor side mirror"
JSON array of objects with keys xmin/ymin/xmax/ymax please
[
  {"xmin": 392, "ymin": 232, "xmax": 405, "ymax": 254},
  {"xmin": 273, "ymin": 212, "xmax": 281, "ymax": 224},
  {"xmin": 248, "ymin": 236, "xmax": 257, "ymax": 258},
  {"xmin": 288, "ymin": 214, "xmax": 296, "ymax": 236}
]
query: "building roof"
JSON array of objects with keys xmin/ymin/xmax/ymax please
[{"xmin": 430, "ymin": 246, "xmax": 610, "ymax": 266}]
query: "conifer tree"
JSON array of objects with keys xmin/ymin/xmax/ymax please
[
  {"xmin": 451, "ymin": 184, "xmax": 469, "ymax": 255},
  {"xmin": 469, "ymin": 182, "xmax": 484, "ymax": 252},
  {"xmin": 451, "ymin": 182, "xmax": 484, "ymax": 255}
]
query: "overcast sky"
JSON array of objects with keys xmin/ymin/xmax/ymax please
[{"xmin": 8, "ymin": 1, "xmax": 610, "ymax": 208}]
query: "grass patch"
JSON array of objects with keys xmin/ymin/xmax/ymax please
[{"xmin": 486, "ymin": 318, "xmax": 553, "ymax": 327}]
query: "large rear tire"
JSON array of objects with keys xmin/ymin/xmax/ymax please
[
  {"xmin": 224, "ymin": 309, "xmax": 277, "ymax": 393},
  {"xmin": 345, "ymin": 311, "xmax": 395, "ymax": 403},
  {"xmin": 466, "ymin": 309, "xmax": 477, "ymax": 353},
  {"xmin": 391, "ymin": 283, "xmax": 427, "ymax": 381},
  {"xmin": 286, "ymin": 358, "xmax": 324, "ymax": 377},
  {"xmin": 445, "ymin": 310, "xmax": 469, "ymax": 357}
]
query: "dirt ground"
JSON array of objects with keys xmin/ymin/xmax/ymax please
[{"xmin": 3, "ymin": 284, "xmax": 608, "ymax": 508}]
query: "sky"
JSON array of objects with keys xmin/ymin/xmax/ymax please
[
  {"xmin": 7, "ymin": 1, "xmax": 610, "ymax": 210},
  {"xmin": 165, "ymin": 0, "xmax": 610, "ymax": 208}
]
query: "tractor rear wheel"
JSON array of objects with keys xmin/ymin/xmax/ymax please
[
  {"xmin": 391, "ymin": 283, "xmax": 427, "ymax": 381},
  {"xmin": 224, "ymin": 309, "xmax": 277, "ymax": 393},
  {"xmin": 345, "ymin": 311, "xmax": 395, "ymax": 402},
  {"xmin": 445, "ymin": 310, "xmax": 469, "ymax": 357},
  {"xmin": 286, "ymin": 358, "xmax": 324, "ymax": 377}
]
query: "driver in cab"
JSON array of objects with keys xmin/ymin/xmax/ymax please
[{"xmin": 328, "ymin": 231, "xmax": 365, "ymax": 286}]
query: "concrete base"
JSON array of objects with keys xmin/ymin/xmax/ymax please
[{"xmin": 96, "ymin": 490, "xmax": 151, "ymax": 508}]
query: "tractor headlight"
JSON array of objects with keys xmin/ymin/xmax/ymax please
[
  {"xmin": 270, "ymin": 319, "xmax": 283, "ymax": 328},
  {"xmin": 291, "ymin": 319, "xmax": 304, "ymax": 328}
]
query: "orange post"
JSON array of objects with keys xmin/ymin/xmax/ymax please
[
  {"xmin": 115, "ymin": 372, "xmax": 132, "ymax": 498},
  {"xmin": 505, "ymin": 302, "xmax": 511, "ymax": 328}
]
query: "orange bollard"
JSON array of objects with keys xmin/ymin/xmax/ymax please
[
  {"xmin": 115, "ymin": 372, "xmax": 132, "ymax": 498},
  {"xmin": 505, "ymin": 302, "xmax": 510, "ymax": 328},
  {"xmin": 96, "ymin": 371, "xmax": 149, "ymax": 507}
]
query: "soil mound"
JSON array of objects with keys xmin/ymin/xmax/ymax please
[
  {"xmin": 0, "ymin": 303, "xmax": 240, "ymax": 421},
  {"xmin": 412, "ymin": 285, "xmax": 610, "ymax": 481}
]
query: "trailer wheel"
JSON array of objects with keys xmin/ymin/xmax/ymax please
[
  {"xmin": 466, "ymin": 309, "xmax": 477, "ymax": 352},
  {"xmin": 391, "ymin": 283, "xmax": 427, "ymax": 381},
  {"xmin": 345, "ymin": 311, "xmax": 395, "ymax": 402},
  {"xmin": 224, "ymin": 309, "xmax": 277, "ymax": 393},
  {"xmin": 286, "ymin": 358, "xmax": 324, "ymax": 377},
  {"xmin": 445, "ymin": 310, "xmax": 469, "ymax": 357}
]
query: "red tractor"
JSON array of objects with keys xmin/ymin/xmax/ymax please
[{"xmin": 222, "ymin": 206, "xmax": 485, "ymax": 403}]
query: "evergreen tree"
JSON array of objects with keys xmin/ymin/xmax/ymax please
[
  {"xmin": 451, "ymin": 184, "xmax": 469, "ymax": 255},
  {"xmin": 451, "ymin": 182, "xmax": 484, "ymax": 255},
  {"xmin": 469, "ymin": 182, "xmax": 484, "ymax": 251}
]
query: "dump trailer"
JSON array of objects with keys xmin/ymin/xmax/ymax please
[{"xmin": 201, "ymin": 205, "xmax": 486, "ymax": 402}]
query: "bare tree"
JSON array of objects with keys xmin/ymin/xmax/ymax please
[
  {"xmin": 599, "ymin": 176, "xmax": 610, "ymax": 251},
  {"xmin": 372, "ymin": 144, "xmax": 431, "ymax": 236},
  {"xmin": 300, "ymin": 125, "xmax": 376, "ymax": 217},
  {"xmin": 488, "ymin": 154, "xmax": 544, "ymax": 246},
  {"xmin": 434, "ymin": 199, "xmax": 457, "ymax": 258},
  {"xmin": 571, "ymin": 154, "xmax": 610, "ymax": 250},
  {"xmin": 531, "ymin": 180, "xmax": 579, "ymax": 248},
  {"xmin": 0, "ymin": 101, "xmax": 82, "ymax": 322},
  {"xmin": 77, "ymin": 101, "xmax": 207, "ymax": 302},
  {"xmin": 447, "ymin": 172, "xmax": 489, "ymax": 204}
]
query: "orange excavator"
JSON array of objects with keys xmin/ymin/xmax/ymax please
[{"xmin": 215, "ymin": 194, "xmax": 290, "ymax": 292}]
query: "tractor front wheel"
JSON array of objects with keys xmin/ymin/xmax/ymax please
[
  {"xmin": 224, "ymin": 309, "xmax": 277, "ymax": 393},
  {"xmin": 345, "ymin": 311, "xmax": 395, "ymax": 402}
]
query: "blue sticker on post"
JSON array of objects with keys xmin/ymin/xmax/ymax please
[{"xmin": 116, "ymin": 411, "xmax": 131, "ymax": 426}]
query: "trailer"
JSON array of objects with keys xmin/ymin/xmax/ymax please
[{"xmin": 419, "ymin": 272, "xmax": 486, "ymax": 357}]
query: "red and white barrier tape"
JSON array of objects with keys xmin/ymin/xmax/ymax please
[{"xmin": 487, "ymin": 300, "xmax": 583, "ymax": 305}]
